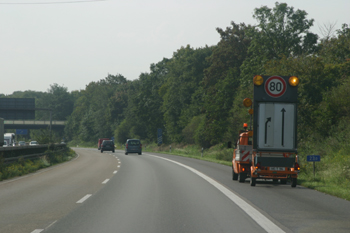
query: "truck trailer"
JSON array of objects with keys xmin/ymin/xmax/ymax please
[{"xmin": 232, "ymin": 75, "xmax": 300, "ymax": 187}]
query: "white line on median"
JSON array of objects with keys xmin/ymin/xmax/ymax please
[
  {"xmin": 76, "ymin": 194, "xmax": 92, "ymax": 203},
  {"xmin": 102, "ymin": 179, "xmax": 110, "ymax": 184},
  {"xmin": 147, "ymin": 154, "xmax": 285, "ymax": 233}
]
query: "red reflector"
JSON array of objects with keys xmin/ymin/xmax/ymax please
[
  {"xmin": 294, "ymin": 162, "xmax": 300, "ymax": 171},
  {"xmin": 242, "ymin": 168, "xmax": 245, "ymax": 172}
]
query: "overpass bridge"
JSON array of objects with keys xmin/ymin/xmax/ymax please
[{"xmin": 4, "ymin": 120, "xmax": 66, "ymax": 130}]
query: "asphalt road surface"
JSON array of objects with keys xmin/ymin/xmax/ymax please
[{"xmin": 0, "ymin": 148, "xmax": 349, "ymax": 233}]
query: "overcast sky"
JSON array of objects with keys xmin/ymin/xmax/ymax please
[{"xmin": 0, "ymin": 0, "xmax": 349, "ymax": 95}]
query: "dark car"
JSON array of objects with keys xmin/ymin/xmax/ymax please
[
  {"xmin": 125, "ymin": 139, "xmax": 142, "ymax": 155},
  {"xmin": 101, "ymin": 140, "xmax": 115, "ymax": 153}
]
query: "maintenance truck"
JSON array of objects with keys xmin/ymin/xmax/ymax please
[{"xmin": 232, "ymin": 75, "xmax": 300, "ymax": 187}]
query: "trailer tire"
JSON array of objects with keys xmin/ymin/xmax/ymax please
[
  {"xmin": 250, "ymin": 177, "xmax": 256, "ymax": 186},
  {"xmin": 238, "ymin": 173, "xmax": 246, "ymax": 183},
  {"xmin": 291, "ymin": 178, "xmax": 297, "ymax": 187},
  {"xmin": 280, "ymin": 179, "xmax": 287, "ymax": 184},
  {"xmin": 232, "ymin": 167, "xmax": 238, "ymax": 180}
]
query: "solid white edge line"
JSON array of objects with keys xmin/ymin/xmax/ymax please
[
  {"xmin": 147, "ymin": 154, "xmax": 285, "ymax": 233},
  {"xmin": 102, "ymin": 179, "xmax": 110, "ymax": 184},
  {"xmin": 31, "ymin": 230, "xmax": 43, "ymax": 233},
  {"xmin": 76, "ymin": 194, "xmax": 92, "ymax": 203},
  {"xmin": 46, "ymin": 220, "xmax": 58, "ymax": 229}
]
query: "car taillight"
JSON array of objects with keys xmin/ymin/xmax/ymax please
[
  {"xmin": 140, "ymin": 144, "xmax": 142, "ymax": 148},
  {"xmin": 126, "ymin": 144, "xmax": 128, "ymax": 148},
  {"xmin": 294, "ymin": 162, "xmax": 300, "ymax": 171}
]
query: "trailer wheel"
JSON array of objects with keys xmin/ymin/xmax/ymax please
[
  {"xmin": 291, "ymin": 178, "xmax": 297, "ymax": 187},
  {"xmin": 238, "ymin": 173, "xmax": 246, "ymax": 183},
  {"xmin": 280, "ymin": 179, "xmax": 287, "ymax": 184},
  {"xmin": 232, "ymin": 167, "xmax": 238, "ymax": 180},
  {"xmin": 250, "ymin": 178, "xmax": 256, "ymax": 186}
]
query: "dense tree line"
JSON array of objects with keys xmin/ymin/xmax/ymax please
[{"xmin": 2, "ymin": 2, "xmax": 349, "ymax": 151}]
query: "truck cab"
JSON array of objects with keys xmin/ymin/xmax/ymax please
[{"xmin": 232, "ymin": 125, "xmax": 253, "ymax": 183}]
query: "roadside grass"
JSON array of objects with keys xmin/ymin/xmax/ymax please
[
  {"xmin": 298, "ymin": 148, "xmax": 350, "ymax": 200},
  {"xmin": 67, "ymin": 139, "xmax": 96, "ymax": 148},
  {"xmin": 144, "ymin": 143, "xmax": 233, "ymax": 166},
  {"xmin": 0, "ymin": 147, "xmax": 76, "ymax": 181},
  {"xmin": 144, "ymin": 142, "xmax": 350, "ymax": 201}
]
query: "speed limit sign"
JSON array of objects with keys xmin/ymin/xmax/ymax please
[{"xmin": 265, "ymin": 76, "xmax": 286, "ymax": 98}]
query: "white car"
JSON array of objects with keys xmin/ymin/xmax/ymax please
[{"xmin": 29, "ymin": 141, "xmax": 39, "ymax": 146}]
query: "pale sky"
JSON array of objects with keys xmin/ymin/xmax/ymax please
[{"xmin": 0, "ymin": 0, "xmax": 349, "ymax": 95}]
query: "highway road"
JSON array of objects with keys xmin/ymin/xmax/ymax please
[{"xmin": 0, "ymin": 148, "xmax": 349, "ymax": 233}]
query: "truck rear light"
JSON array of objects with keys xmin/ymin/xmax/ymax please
[
  {"xmin": 255, "ymin": 162, "xmax": 261, "ymax": 169},
  {"xmin": 242, "ymin": 167, "xmax": 245, "ymax": 172},
  {"xmin": 294, "ymin": 162, "xmax": 300, "ymax": 171}
]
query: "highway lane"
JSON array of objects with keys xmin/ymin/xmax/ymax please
[
  {"xmin": 44, "ymin": 149, "xmax": 268, "ymax": 233},
  {"xmin": 1, "ymin": 148, "xmax": 349, "ymax": 232},
  {"xmin": 0, "ymin": 148, "xmax": 121, "ymax": 233}
]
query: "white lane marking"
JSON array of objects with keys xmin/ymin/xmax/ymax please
[
  {"xmin": 148, "ymin": 154, "xmax": 285, "ymax": 233},
  {"xmin": 113, "ymin": 171, "xmax": 118, "ymax": 174},
  {"xmin": 117, "ymin": 165, "xmax": 120, "ymax": 168},
  {"xmin": 102, "ymin": 179, "xmax": 110, "ymax": 184},
  {"xmin": 76, "ymin": 194, "xmax": 92, "ymax": 203},
  {"xmin": 31, "ymin": 230, "xmax": 43, "ymax": 233}
]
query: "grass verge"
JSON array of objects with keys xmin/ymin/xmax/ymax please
[{"xmin": 0, "ymin": 147, "xmax": 76, "ymax": 181}]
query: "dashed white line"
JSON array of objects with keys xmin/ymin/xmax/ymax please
[
  {"xmin": 76, "ymin": 194, "xmax": 92, "ymax": 203},
  {"xmin": 113, "ymin": 171, "xmax": 118, "ymax": 174},
  {"xmin": 102, "ymin": 179, "xmax": 110, "ymax": 184}
]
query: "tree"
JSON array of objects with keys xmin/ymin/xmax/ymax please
[
  {"xmin": 200, "ymin": 22, "xmax": 251, "ymax": 146},
  {"xmin": 160, "ymin": 45, "xmax": 212, "ymax": 143},
  {"xmin": 36, "ymin": 84, "xmax": 74, "ymax": 121},
  {"xmin": 122, "ymin": 59, "xmax": 169, "ymax": 143},
  {"xmin": 240, "ymin": 2, "xmax": 318, "ymax": 85}
]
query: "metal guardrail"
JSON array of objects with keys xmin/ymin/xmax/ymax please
[
  {"xmin": 4, "ymin": 120, "xmax": 65, "ymax": 125},
  {"xmin": 1, "ymin": 144, "xmax": 67, "ymax": 164}
]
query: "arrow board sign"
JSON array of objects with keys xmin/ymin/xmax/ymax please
[{"xmin": 257, "ymin": 103, "xmax": 296, "ymax": 151}]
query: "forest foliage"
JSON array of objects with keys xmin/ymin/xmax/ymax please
[{"xmin": 2, "ymin": 2, "xmax": 350, "ymax": 155}]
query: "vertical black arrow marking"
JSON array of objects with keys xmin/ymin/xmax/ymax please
[
  {"xmin": 265, "ymin": 117, "xmax": 271, "ymax": 144},
  {"xmin": 281, "ymin": 108, "xmax": 286, "ymax": 146}
]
